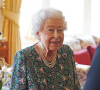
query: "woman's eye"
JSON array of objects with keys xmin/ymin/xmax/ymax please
[
  {"xmin": 58, "ymin": 29, "xmax": 63, "ymax": 32},
  {"xmin": 48, "ymin": 29, "xmax": 54, "ymax": 32}
]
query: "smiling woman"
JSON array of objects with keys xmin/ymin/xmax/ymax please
[
  {"xmin": 10, "ymin": 8, "xmax": 81, "ymax": 90},
  {"xmin": 36, "ymin": 18, "xmax": 65, "ymax": 61}
]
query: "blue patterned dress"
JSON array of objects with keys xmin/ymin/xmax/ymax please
[{"xmin": 10, "ymin": 44, "xmax": 80, "ymax": 90}]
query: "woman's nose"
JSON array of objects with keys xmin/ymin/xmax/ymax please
[{"xmin": 54, "ymin": 30, "xmax": 59, "ymax": 38}]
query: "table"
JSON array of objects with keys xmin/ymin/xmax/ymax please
[{"xmin": 0, "ymin": 40, "xmax": 9, "ymax": 62}]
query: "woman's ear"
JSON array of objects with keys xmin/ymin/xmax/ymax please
[{"xmin": 36, "ymin": 32, "xmax": 40, "ymax": 40}]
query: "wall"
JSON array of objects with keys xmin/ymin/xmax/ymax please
[
  {"xmin": 42, "ymin": 0, "xmax": 50, "ymax": 8},
  {"xmin": 83, "ymin": 0, "xmax": 91, "ymax": 34},
  {"xmin": 0, "ymin": 9, "xmax": 4, "ymax": 32}
]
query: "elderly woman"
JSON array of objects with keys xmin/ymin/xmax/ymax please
[{"xmin": 10, "ymin": 8, "xmax": 80, "ymax": 90}]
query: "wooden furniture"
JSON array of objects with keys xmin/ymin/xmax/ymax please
[{"xmin": 0, "ymin": 40, "xmax": 9, "ymax": 62}]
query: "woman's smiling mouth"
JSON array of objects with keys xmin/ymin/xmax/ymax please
[{"xmin": 50, "ymin": 41, "xmax": 61, "ymax": 46}]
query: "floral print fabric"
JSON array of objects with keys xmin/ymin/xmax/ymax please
[{"xmin": 10, "ymin": 44, "xmax": 80, "ymax": 90}]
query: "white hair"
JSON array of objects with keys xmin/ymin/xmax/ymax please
[{"xmin": 31, "ymin": 8, "xmax": 67, "ymax": 39}]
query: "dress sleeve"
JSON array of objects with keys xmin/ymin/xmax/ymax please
[
  {"xmin": 69, "ymin": 46, "xmax": 81, "ymax": 90},
  {"xmin": 10, "ymin": 51, "xmax": 27, "ymax": 90}
]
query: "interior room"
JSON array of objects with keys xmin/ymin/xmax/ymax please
[{"xmin": 0, "ymin": 0, "xmax": 100, "ymax": 89}]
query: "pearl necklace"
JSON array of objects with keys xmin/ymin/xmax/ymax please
[
  {"xmin": 35, "ymin": 43, "xmax": 57, "ymax": 68},
  {"xmin": 42, "ymin": 54, "xmax": 57, "ymax": 68}
]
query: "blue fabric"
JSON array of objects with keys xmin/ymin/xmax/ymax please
[{"xmin": 83, "ymin": 43, "xmax": 100, "ymax": 90}]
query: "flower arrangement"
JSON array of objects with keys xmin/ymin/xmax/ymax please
[
  {"xmin": 0, "ymin": 58, "xmax": 12, "ymax": 87},
  {"xmin": 0, "ymin": 66, "xmax": 12, "ymax": 86}
]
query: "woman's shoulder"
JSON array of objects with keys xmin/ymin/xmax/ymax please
[
  {"xmin": 16, "ymin": 45, "xmax": 36, "ymax": 56},
  {"xmin": 57, "ymin": 44, "xmax": 73, "ymax": 54},
  {"xmin": 60, "ymin": 44, "xmax": 72, "ymax": 51},
  {"xmin": 22, "ymin": 45, "xmax": 35, "ymax": 51},
  {"xmin": 57, "ymin": 44, "xmax": 71, "ymax": 53}
]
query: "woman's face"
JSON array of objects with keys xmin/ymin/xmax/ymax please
[{"xmin": 37, "ymin": 18, "xmax": 65, "ymax": 51}]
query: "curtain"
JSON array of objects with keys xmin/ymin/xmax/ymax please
[{"xmin": 1, "ymin": 0, "xmax": 22, "ymax": 65}]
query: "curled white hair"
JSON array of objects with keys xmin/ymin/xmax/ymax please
[{"xmin": 31, "ymin": 8, "xmax": 67, "ymax": 39}]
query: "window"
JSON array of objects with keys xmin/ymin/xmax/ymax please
[
  {"xmin": 20, "ymin": 0, "xmax": 100, "ymax": 49},
  {"xmin": 50, "ymin": 0, "xmax": 84, "ymax": 36},
  {"xmin": 20, "ymin": 0, "xmax": 43, "ymax": 48},
  {"xmin": 91, "ymin": 0, "xmax": 100, "ymax": 37}
]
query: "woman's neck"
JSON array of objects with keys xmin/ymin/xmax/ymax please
[
  {"xmin": 35, "ymin": 42, "xmax": 57, "ymax": 61},
  {"xmin": 45, "ymin": 50, "xmax": 57, "ymax": 61}
]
